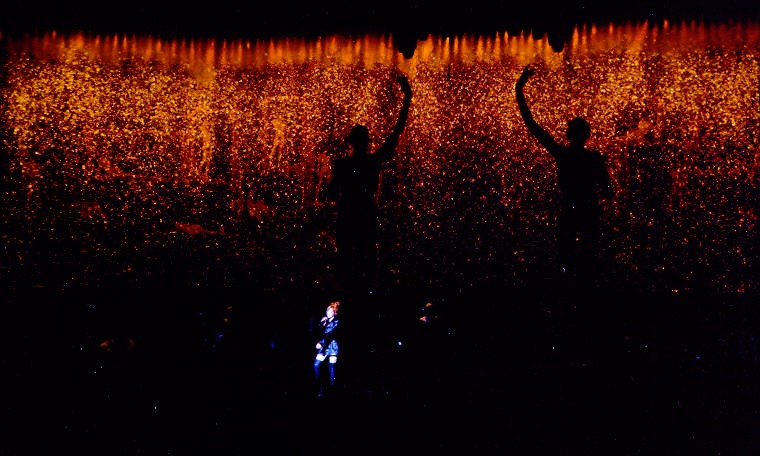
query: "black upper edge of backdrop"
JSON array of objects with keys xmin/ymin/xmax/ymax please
[{"xmin": 1, "ymin": 0, "xmax": 759, "ymax": 55}]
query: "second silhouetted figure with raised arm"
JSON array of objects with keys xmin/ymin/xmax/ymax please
[
  {"xmin": 516, "ymin": 65, "xmax": 613, "ymax": 282},
  {"xmin": 326, "ymin": 74, "xmax": 412, "ymax": 292}
]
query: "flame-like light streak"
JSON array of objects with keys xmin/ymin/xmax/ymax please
[{"xmin": 0, "ymin": 21, "xmax": 757, "ymax": 293}]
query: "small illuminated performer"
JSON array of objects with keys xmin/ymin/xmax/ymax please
[{"xmin": 313, "ymin": 300, "xmax": 341, "ymax": 398}]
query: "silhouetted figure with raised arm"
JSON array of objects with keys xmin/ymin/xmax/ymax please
[
  {"xmin": 516, "ymin": 65, "xmax": 613, "ymax": 282},
  {"xmin": 326, "ymin": 74, "xmax": 412, "ymax": 292}
]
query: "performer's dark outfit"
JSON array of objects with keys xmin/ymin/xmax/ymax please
[{"xmin": 313, "ymin": 315, "xmax": 340, "ymax": 391}]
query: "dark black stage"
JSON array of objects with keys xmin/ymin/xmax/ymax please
[{"xmin": 2, "ymin": 284, "xmax": 758, "ymax": 455}]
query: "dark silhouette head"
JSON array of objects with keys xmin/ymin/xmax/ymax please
[
  {"xmin": 566, "ymin": 117, "xmax": 591, "ymax": 147},
  {"xmin": 348, "ymin": 124, "xmax": 370, "ymax": 155}
]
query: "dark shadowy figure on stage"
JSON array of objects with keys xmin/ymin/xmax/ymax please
[
  {"xmin": 313, "ymin": 301, "xmax": 341, "ymax": 398},
  {"xmin": 516, "ymin": 64, "xmax": 613, "ymax": 284},
  {"xmin": 326, "ymin": 74, "xmax": 412, "ymax": 293}
]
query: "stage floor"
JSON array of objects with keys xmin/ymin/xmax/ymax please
[{"xmin": 2, "ymin": 285, "xmax": 759, "ymax": 454}]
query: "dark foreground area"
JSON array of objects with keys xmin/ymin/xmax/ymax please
[{"xmin": 2, "ymin": 284, "xmax": 759, "ymax": 455}]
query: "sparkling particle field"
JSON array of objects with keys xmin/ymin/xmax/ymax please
[{"xmin": 0, "ymin": 20, "xmax": 757, "ymax": 293}]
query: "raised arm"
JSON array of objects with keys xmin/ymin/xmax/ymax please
[
  {"xmin": 516, "ymin": 65, "xmax": 560, "ymax": 155},
  {"xmin": 376, "ymin": 74, "xmax": 413, "ymax": 161}
]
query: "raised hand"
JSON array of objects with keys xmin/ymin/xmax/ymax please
[{"xmin": 517, "ymin": 64, "xmax": 535, "ymax": 87}]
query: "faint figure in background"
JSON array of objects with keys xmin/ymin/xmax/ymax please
[
  {"xmin": 313, "ymin": 301, "xmax": 341, "ymax": 398},
  {"xmin": 326, "ymin": 74, "xmax": 412, "ymax": 292},
  {"xmin": 515, "ymin": 65, "xmax": 613, "ymax": 282}
]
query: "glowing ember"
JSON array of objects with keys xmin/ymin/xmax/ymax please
[{"xmin": 0, "ymin": 20, "xmax": 757, "ymax": 293}]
